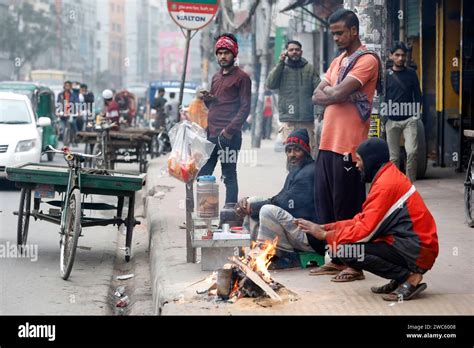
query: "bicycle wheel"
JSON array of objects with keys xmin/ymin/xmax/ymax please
[
  {"xmin": 17, "ymin": 188, "xmax": 31, "ymax": 250},
  {"xmin": 60, "ymin": 188, "xmax": 82, "ymax": 280},
  {"xmin": 464, "ymin": 153, "xmax": 474, "ymax": 227}
]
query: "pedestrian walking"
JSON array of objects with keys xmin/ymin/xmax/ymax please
[{"xmin": 384, "ymin": 41, "xmax": 423, "ymax": 182}]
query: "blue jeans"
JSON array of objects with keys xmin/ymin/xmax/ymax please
[{"xmin": 198, "ymin": 132, "xmax": 242, "ymax": 204}]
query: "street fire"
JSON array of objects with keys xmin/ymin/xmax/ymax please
[
  {"xmin": 199, "ymin": 237, "xmax": 295, "ymax": 303},
  {"xmin": 248, "ymin": 238, "xmax": 278, "ymax": 280}
]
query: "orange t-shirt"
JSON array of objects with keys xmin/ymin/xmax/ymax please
[{"xmin": 319, "ymin": 46, "xmax": 379, "ymax": 160}]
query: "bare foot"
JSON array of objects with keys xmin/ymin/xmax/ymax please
[{"xmin": 406, "ymin": 272, "xmax": 423, "ymax": 286}]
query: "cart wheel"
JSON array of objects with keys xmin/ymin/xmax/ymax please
[
  {"xmin": 60, "ymin": 188, "xmax": 82, "ymax": 280},
  {"xmin": 17, "ymin": 188, "xmax": 31, "ymax": 251},
  {"xmin": 139, "ymin": 143, "xmax": 147, "ymax": 173},
  {"xmin": 464, "ymin": 153, "xmax": 474, "ymax": 227}
]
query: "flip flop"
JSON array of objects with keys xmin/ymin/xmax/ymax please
[
  {"xmin": 331, "ymin": 269, "xmax": 365, "ymax": 282},
  {"xmin": 309, "ymin": 263, "xmax": 345, "ymax": 276},
  {"xmin": 371, "ymin": 280, "xmax": 399, "ymax": 294},
  {"xmin": 382, "ymin": 282, "xmax": 427, "ymax": 301}
]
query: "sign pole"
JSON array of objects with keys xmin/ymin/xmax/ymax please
[
  {"xmin": 179, "ymin": 29, "xmax": 196, "ymax": 263},
  {"xmin": 167, "ymin": 0, "xmax": 220, "ymax": 263}
]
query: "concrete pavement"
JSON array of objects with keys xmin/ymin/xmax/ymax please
[{"xmin": 146, "ymin": 133, "xmax": 474, "ymax": 315}]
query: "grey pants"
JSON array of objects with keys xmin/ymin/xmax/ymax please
[
  {"xmin": 243, "ymin": 203, "xmax": 313, "ymax": 254},
  {"xmin": 386, "ymin": 117, "xmax": 418, "ymax": 182}
]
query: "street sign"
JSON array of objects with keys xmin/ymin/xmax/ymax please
[{"xmin": 167, "ymin": 0, "xmax": 220, "ymax": 30}]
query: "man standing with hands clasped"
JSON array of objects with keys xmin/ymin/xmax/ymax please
[{"xmin": 198, "ymin": 33, "xmax": 251, "ymax": 204}]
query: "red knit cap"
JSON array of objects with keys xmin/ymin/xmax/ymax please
[{"xmin": 215, "ymin": 36, "xmax": 238, "ymax": 57}]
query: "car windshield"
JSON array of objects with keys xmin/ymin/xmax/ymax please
[{"xmin": 0, "ymin": 99, "xmax": 32, "ymax": 124}]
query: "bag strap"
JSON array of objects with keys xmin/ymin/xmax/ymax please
[{"xmin": 388, "ymin": 69, "xmax": 408, "ymax": 94}]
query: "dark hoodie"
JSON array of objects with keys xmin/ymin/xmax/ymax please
[{"xmin": 356, "ymin": 138, "xmax": 390, "ymax": 183}]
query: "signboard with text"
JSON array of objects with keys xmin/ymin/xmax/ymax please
[{"xmin": 167, "ymin": 0, "xmax": 220, "ymax": 30}]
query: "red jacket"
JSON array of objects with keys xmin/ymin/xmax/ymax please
[
  {"xmin": 325, "ymin": 162, "xmax": 439, "ymax": 271},
  {"xmin": 105, "ymin": 100, "xmax": 120, "ymax": 124}
]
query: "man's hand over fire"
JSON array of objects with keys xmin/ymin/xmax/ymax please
[
  {"xmin": 235, "ymin": 197, "xmax": 250, "ymax": 217},
  {"xmin": 294, "ymin": 218, "xmax": 327, "ymax": 240}
]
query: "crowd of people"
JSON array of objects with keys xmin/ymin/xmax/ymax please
[
  {"xmin": 55, "ymin": 81, "xmax": 138, "ymax": 144},
  {"xmin": 198, "ymin": 8, "xmax": 438, "ymax": 302}
]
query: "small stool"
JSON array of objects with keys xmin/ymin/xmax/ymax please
[{"xmin": 298, "ymin": 252, "xmax": 325, "ymax": 268}]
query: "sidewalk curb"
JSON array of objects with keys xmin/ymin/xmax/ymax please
[{"xmin": 145, "ymin": 158, "xmax": 170, "ymax": 315}]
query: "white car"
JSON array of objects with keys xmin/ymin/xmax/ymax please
[{"xmin": 0, "ymin": 92, "xmax": 51, "ymax": 178}]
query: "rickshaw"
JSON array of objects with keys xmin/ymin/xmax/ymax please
[{"xmin": 0, "ymin": 82, "xmax": 59, "ymax": 161}]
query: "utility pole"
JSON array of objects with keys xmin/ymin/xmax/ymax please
[{"xmin": 251, "ymin": 0, "xmax": 272, "ymax": 148}]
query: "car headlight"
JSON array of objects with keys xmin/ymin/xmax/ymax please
[{"xmin": 15, "ymin": 139, "xmax": 36, "ymax": 152}]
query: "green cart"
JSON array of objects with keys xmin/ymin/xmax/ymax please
[{"xmin": 6, "ymin": 150, "xmax": 146, "ymax": 280}]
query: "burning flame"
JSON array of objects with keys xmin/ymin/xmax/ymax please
[
  {"xmin": 248, "ymin": 237, "xmax": 279, "ymax": 279},
  {"xmin": 229, "ymin": 278, "xmax": 240, "ymax": 298}
]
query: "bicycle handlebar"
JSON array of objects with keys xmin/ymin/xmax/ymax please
[{"xmin": 47, "ymin": 145, "xmax": 102, "ymax": 159}]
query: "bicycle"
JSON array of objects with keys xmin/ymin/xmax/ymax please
[
  {"xmin": 46, "ymin": 145, "xmax": 102, "ymax": 279},
  {"xmin": 464, "ymin": 130, "xmax": 474, "ymax": 227},
  {"xmin": 90, "ymin": 121, "xmax": 117, "ymax": 170}
]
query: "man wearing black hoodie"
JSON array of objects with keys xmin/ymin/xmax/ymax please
[
  {"xmin": 236, "ymin": 129, "xmax": 324, "ymax": 268},
  {"xmin": 296, "ymin": 138, "xmax": 438, "ymax": 300}
]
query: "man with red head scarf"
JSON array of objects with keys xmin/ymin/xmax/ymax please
[{"xmin": 198, "ymin": 33, "xmax": 251, "ymax": 204}]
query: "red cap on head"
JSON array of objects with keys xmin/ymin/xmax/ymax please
[{"xmin": 215, "ymin": 36, "xmax": 238, "ymax": 57}]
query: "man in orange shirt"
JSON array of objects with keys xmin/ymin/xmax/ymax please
[{"xmin": 310, "ymin": 8, "xmax": 381, "ymax": 280}]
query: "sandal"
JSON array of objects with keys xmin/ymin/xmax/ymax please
[
  {"xmin": 309, "ymin": 262, "xmax": 345, "ymax": 276},
  {"xmin": 382, "ymin": 282, "xmax": 427, "ymax": 301},
  {"xmin": 371, "ymin": 280, "xmax": 399, "ymax": 294},
  {"xmin": 331, "ymin": 269, "xmax": 365, "ymax": 282}
]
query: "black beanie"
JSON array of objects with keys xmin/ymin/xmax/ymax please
[
  {"xmin": 356, "ymin": 137, "xmax": 390, "ymax": 183},
  {"xmin": 285, "ymin": 128, "xmax": 311, "ymax": 155}
]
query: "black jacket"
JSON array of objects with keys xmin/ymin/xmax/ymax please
[{"xmin": 250, "ymin": 159, "xmax": 316, "ymax": 222}]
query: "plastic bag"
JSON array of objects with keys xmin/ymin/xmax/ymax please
[{"xmin": 167, "ymin": 121, "xmax": 215, "ymax": 183}]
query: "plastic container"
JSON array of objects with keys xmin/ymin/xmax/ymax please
[{"xmin": 196, "ymin": 175, "xmax": 219, "ymax": 218}]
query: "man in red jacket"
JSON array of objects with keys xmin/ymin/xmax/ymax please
[{"xmin": 296, "ymin": 138, "xmax": 439, "ymax": 301}]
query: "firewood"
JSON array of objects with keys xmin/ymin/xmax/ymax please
[{"xmin": 229, "ymin": 256, "xmax": 282, "ymax": 301}]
